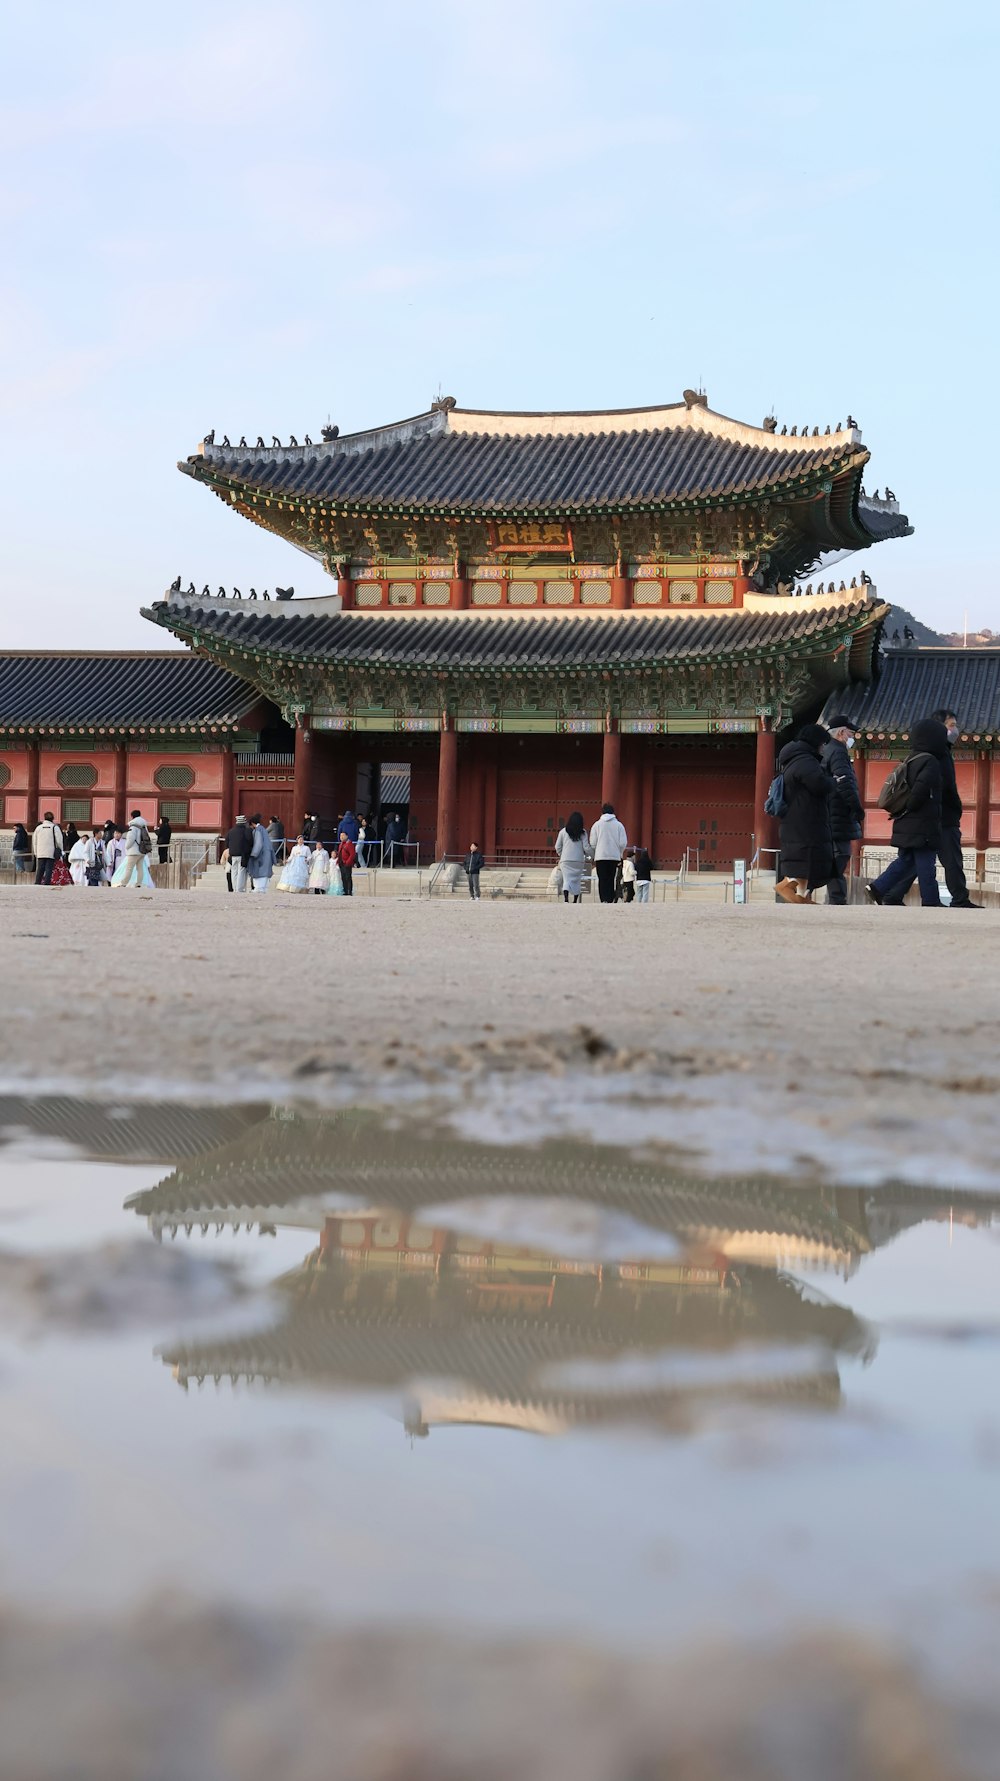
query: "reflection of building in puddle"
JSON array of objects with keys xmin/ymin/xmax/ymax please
[
  {"xmin": 0, "ymin": 1094, "xmax": 265, "ymax": 1165},
  {"xmin": 152, "ymin": 1209, "xmax": 877, "ymax": 1433},
  {"xmin": 125, "ymin": 1108, "xmax": 881, "ymax": 1277},
  {"xmin": 110, "ymin": 1106, "xmax": 1000, "ymax": 1437}
]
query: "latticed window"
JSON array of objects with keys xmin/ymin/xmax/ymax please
[
  {"xmin": 153, "ymin": 764, "xmax": 195, "ymax": 791},
  {"xmin": 159, "ymin": 800, "xmax": 189, "ymax": 824},
  {"xmin": 57, "ymin": 761, "xmax": 98, "ymax": 789},
  {"xmin": 61, "ymin": 798, "xmax": 92, "ymax": 823},
  {"xmin": 705, "ymin": 581, "xmax": 735, "ymax": 605},
  {"xmin": 0, "ymin": 763, "xmax": 10, "ymax": 788},
  {"xmin": 581, "ymin": 581, "xmax": 611, "ymax": 605},
  {"xmin": 669, "ymin": 581, "xmax": 699, "ymax": 604},
  {"xmin": 543, "ymin": 582, "xmax": 574, "ymax": 605},
  {"xmin": 508, "ymin": 583, "xmax": 538, "ymax": 605},
  {"xmin": 422, "ymin": 584, "xmax": 450, "ymax": 605},
  {"xmin": 388, "ymin": 583, "xmax": 416, "ymax": 606}
]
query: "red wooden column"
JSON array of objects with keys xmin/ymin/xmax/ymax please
[
  {"xmin": 435, "ymin": 716, "xmax": 458, "ymax": 859},
  {"xmin": 610, "ymin": 575, "xmax": 631, "ymax": 609},
  {"xmin": 753, "ymin": 715, "xmax": 777, "ymax": 855},
  {"xmin": 640, "ymin": 752, "xmax": 655, "ymax": 853},
  {"xmin": 112, "ymin": 742, "xmax": 127, "ymax": 827},
  {"xmin": 26, "ymin": 740, "xmax": 40, "ymax": 828},
  {"xmin": 974, "ymin": 747, "xmax": 991, "ymax": 880},
  {"xmin": 851, "ymin": 745, "xmax": 868, "ymax": 874},
  {"xmin": 338, "ymin": 563, "xmax": 355, "ymax": 611},
  {"xmin": 221, "ymin": 743, "xmax": 236, "ymax": 834},
  {"xmin": 294, "ymin": 718, "xmax": 313, "ymax": 834},
  {"xmin": 450, "ymin": 562, "xmax": 470, "ymax": 609},
  {"xmin": 483, "ymin": 749, "xmax": 498, "ymax": 859},
  {"xmin": 601, "ymin": 714, "xmax": 621, "ymax": 807}
]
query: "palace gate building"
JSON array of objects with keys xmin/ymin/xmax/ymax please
[{"xmin": 142, "ymin": 392, "xmax": 911, "ymax": 867}]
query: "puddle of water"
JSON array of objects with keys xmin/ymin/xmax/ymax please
[{"xmin": 0, "ymin": 1096, "xmax": 998, "ymax": 1704}]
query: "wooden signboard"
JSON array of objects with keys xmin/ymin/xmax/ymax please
[{"xmin": 488, "ymin": 520, "xmax": 572, "ymax": 554}]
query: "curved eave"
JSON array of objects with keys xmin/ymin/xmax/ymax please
[
  {"xmin": 140, "ymin": 600, "xmax": 887, "ymax": 680},
  {"xmin": 178, "ymin": 450, "xmax": 867, "ymax": 526}
]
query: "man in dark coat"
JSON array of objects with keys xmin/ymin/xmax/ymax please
[
  {"xmin": 225, "ymin": 814, "xmax": 254, "ymax": 893},
  {"xmin": 821, "ymin": 716, "xmax": 864, "ymax": 904},
  {"xmin": 383, "ymin": 810, "xmax": 406, "ymax": 866},
  {"xmin": 868, "ymin": 717, "xmax": 948, "ymax": 907},
  {"xmin": 881, "ymin": 708, "xmax": 981, "ymax": 908},
  {"xmin": 775, "ymin": 724, "xmax": 835, "ymax": 904}
]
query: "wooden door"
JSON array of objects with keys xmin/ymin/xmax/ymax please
[{"xmin": 652, "ymin": 745, "xmax": 755, "ymax": 870}]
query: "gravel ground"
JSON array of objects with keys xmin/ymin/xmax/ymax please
[
  {"xmin": 3, "ymin": 886, "xmax": 1000, "ymax": 1184},
  {"xmin": 2, "ymin": 1608, "xmax": 996, "ymax": 1781}
]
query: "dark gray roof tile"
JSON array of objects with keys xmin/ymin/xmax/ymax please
[
  {"xmin": 0, "ymin": 652, "xmax": 259, "ymax": 732},
  {"xmin": 146, "ymin": 599, "xmax": 882, "ymax": 672},
  {"xmin": 821, "ymin": 649, "xmax": 1000, "ymax": 736}
]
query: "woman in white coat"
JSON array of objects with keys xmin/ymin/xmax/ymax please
[{"xmin": 554, "ymin": 811, "xmax": 593, "ymax": 903}]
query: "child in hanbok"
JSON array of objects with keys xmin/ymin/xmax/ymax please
[
  {"xmin": 277, "ymin": 837, "xmax": 311, "ymax": 893},
  {"xmin": 308, "ymin": 842, "xmax": 331, "ymax": 895},
  {"xmin": 326, "ymin": 852, "xmax": 344, "ymax": 896}
]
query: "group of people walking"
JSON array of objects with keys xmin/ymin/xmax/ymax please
[
  {"xmin": 17, "ymin": 811, "xmax": 157, "ymax": 888},
  {"xmin": 222, "ymin": 811, "xmax": 362, "ymax": 896},
  {"xmin": 776, "ymin": 707, "xmax": 981, "ymax": 908},
  {"xmin": 554, "ymin": 805, "xmax": 652, "ymax": 904}
]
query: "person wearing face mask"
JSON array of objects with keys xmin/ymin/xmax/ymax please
[
  {"xmin": 821, "ymin": 716, "xmax": 864, "ymax": 904},
  {"xmin": 881, "ymin": 708, "xmax": 982, "ymax": 909}
]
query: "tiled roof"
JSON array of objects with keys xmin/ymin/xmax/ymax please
[
  {"xmin": 145, "ymin": 598, "xmax": 883, "ymax": 672},
  {"xmin": 192, "ymin": 427, "xmax": 859, "ymax": 516},
  {"xmin": 185, "ymin": 403, "xmax": 910, "ymax": 538},
  {"xmin": 0, "ymin": 652, "xmax": 260, "ymax": 734},
  {"xmin": 821, "ymin": 648, "xmax": 1000, "ymax": 738}
]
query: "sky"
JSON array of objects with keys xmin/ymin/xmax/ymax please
[{"xmin": 2, "ymin": 0, "xmax": 997, "ymax": 649}]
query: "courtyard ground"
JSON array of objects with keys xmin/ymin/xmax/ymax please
[{"xmin": 3, "ymin": 887, "xmax": 999, "ymax": 1185}]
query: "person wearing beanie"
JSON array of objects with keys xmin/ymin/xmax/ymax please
[
  {"xmin": 775, "ymin": 723, "xmax": 836, "ymax": 904},
  {"xmin": 867, "ymin": 717, "xmax": 948, "ymax": 907}
]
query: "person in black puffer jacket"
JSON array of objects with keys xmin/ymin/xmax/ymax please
[
  {"xmin": 868, "ymin": 717, "xmax": 948, "ymax": 907},
  {"xmin": 881, "ymin": 707, "xmax": 981, "ymax": 908},
  {"xmin": 821, "ymin": 715, "xmax": 864, "ymax": 904},
  {"xmin": 775, "ymin": 723, "xmax": 836, "ymax": 904}
]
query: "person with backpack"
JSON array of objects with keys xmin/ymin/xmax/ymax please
[
  {"xmin": 335, "ymin": 830, "xmax": 357, "ymax": 896},
  {"xmin": 880, "ymin": 708, "xmax": 982, "ymax": 909},
  {"xmin": 821, "ymin": 716, "xmax": 864, "ymax": 904},
  {"xmin": 31, "ymin": 811, "xmax": 64, "ymax": 886},
  {"xmin": 774, "ymin": 724, "xmax": 836, "ymax": 904},
  {"xmin": 867, "ymin": 718, "xmax": 948, "ymax": 907},
  {"xmin": 111, "ymin": 809, "xmax": 154, "ymax": 889}
]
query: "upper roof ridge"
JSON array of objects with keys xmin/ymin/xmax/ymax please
[{"xmin": 193, "ymin": 397, "xmax": 863, "ymax": 463}]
